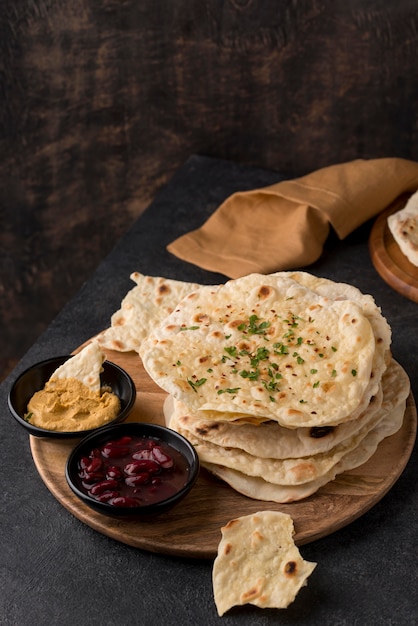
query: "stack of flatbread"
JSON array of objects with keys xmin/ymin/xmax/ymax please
[{"xmin": 99, "ymin": 271, "xmax": 410, "ymax": 503}]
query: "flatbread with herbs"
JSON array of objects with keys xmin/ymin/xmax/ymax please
[{"xmin": 140, "ymin": 273, "xmax": 381, "ymax": 428}]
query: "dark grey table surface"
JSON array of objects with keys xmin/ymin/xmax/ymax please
[{"xmin": 1, "ymin": 155, "xmax": 417, "ymax": 626}]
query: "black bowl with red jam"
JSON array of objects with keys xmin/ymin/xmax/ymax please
[{"xmin": 65, "ymin": 422, "xmax": 200, "ymax": 517}]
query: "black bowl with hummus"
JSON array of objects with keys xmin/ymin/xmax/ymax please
[
  {"xmin": 8, "ymin": 356, "xmax": 136, "ymax": 438},
  {"xmin": 65, "ymin": 422, "xmax": 200, "ymax": 517}
]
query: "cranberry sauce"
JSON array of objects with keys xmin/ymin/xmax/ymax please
[{"xmin": 75, "ymin": 434, "xmax": 191, "ymax": 508}]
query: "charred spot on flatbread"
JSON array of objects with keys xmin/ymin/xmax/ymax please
[
  {"xmin": 309, "ymin": 426, "xmax": 334, "ymax": 439},
  {"xmin": 212, "ymin": 511, "xmax": 316, "ymax": 616}
]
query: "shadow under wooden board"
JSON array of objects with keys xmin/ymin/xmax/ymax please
[
  {"xmin": 30, "ymin": 348, "xmax": 417, "ymax": 560},
  {"xmin": 369, "ymin": 194, "xmax": 418, "ymax": 303}
]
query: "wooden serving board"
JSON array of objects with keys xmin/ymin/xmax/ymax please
[
  {"xmin": 369, "ymin": 195, "xmax": 418, "ymax": 303},
  {"xmin": 31, "ymin": 348, "xmax": 417, "ymax": 559}
]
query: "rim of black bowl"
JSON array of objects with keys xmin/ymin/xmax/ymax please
[
  {"xmin": 7, "ymin": 355, "xmax": 137, "ymax": 439},
  {"xmin": 65, "ymin": 422, "xmax": 200, "ymax": 516}
]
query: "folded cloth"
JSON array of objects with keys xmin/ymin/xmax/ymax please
[{"xmin": 167, "ymin": 158, "xmax": 418, "ymax": 278}]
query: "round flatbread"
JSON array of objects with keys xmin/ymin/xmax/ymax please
[{"xmin": 141, "ymin": 273, "xmax": 379, "ymax": 428}]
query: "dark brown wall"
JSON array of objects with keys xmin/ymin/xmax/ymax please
[{"xmin": 2, "ymin": 0, "xmax": 418, "ymax": 380}]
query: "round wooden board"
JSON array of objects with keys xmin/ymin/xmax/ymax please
[
  {"xmin": 369, "ymin": 195, "xmax": 418, "ymax": 303},
  {"xmin": 30, "ymin": 348, "xmax": 417, "ymax": 559}
]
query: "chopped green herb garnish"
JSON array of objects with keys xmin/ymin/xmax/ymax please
[
  {"xmin": 187, "ymin": 378, "xmax": 207, "ymax": 392},
  {"xmin": 273, "ymin": 342, "xmax": 289, "ymax": 355},
  {"xmin": 351, "ymin": 369, "xmax": 357, "ymax": 377},
  {"xmin": 217, "ymin": 388, "xmax": 241, "ymax": 395},
  {"xmin": 250, "ymin": 347, "xmax": 270, "ymax": 368},
  {"xmin": 239, "ymin": 369, "xmax": 260, "ymax": 381},
  {"xmin": 239, "ymin": 314, "xmax": 271, "ymax": 335},
  {"xmin": 293, "ymin": 352, "xmax": 304, "ymax": 364},
  {"xmin": 262, "ymin": 379, "xmax": 280, "ymax": 392}
]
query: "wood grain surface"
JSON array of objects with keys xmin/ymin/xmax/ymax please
[
  {"xmin": 369, "ymin": 195, "xmax": 418, "ymax": 303},
  {"xmin": 30, "ymin": 347, "xmax": 417, "ymax": 559},
  {"xmin": 3, "ymin": 1, "xmax": 418, "ymax": 381}
]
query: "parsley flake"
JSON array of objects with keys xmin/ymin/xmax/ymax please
[
  {"xmin": 217, "ymin": 387, "xmax": 241, "ymax": 395},
  {"xmin": 187, "ymin": 378, "xmax": 207, "ymax": 392}
]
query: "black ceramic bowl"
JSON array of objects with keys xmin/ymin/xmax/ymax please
[
  {"xmin": 65, "ymin": 422, "xmax": 200, "ymax": 517},
  {"xmin": 8, "ymin": 356, "xmax": 136, "ymax": 438}
]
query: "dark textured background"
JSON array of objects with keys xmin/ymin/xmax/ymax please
[{"xmin": 2, "ymin": 0, "xmax": 418, "ymax": 380}]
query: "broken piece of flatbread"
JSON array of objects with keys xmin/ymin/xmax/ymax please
[
  {"xmin": 212, "ymin": 511, "xmax": 316, "ymax": 616},
  {"xmin": 51, "ymin": 341, "xmax": 105, "ymax": 392},
  {"xmin": 388, "ymin": 191, "xmax": 418, "ymax": 267},
  {"xmin": 97, "ymin": 272, "xmax": 202, "ymax": 352}
]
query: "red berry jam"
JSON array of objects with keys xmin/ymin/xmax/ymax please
[{"xmin": 75, "ymin": 434, "xmax": 190, "ymax": 507}]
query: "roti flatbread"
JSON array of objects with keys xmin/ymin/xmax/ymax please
[
  {"xmin": 388, "ymin": 191, "xmax": 418, "ymax": 267},
  {"xmin": 51, "ymin": 340, "xmax": 105, "ymax": 392},
  {"xmin": 212, "ymin": 511, "xmax": 316, "ymax": 615},
  {"xmin": 97, "ymin": 272, "xmax": 201, "ymax": 352},
  {"xmin": 141, "ymin": 273, "xmax": 379, "ymax": 428}
]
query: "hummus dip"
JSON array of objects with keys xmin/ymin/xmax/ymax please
[{"xmin": 26, "ymin": 377, "xmax": 121, "ymax": 432}]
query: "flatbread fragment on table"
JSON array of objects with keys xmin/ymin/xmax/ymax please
[
  {"xmin": 387, "ymin": 190, "xmax": 418, "ymax": 267},
  {"xmin": 212, "ymin": 511, "xmax": 316, "ymax": 616}
]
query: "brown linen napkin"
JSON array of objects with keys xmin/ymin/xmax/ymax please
[{"xmin": 167, "ymin": 158, "xmax": 418, "ymax": 278}]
